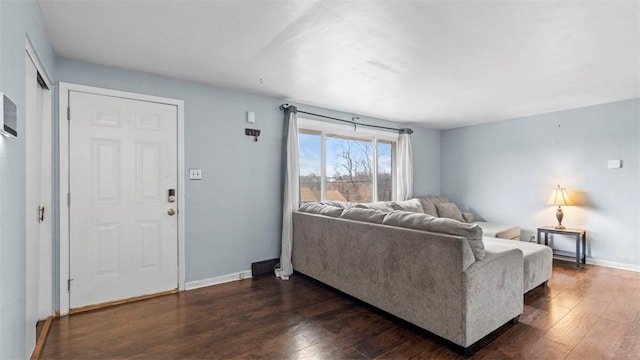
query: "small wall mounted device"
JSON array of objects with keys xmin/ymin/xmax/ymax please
[
  {"xmin": 245, "ymin": 128, "xmax": 261, "ymax": 142},
  {"xmin": 0, "ymin": 93, "xmax": 17, "ymax": 138},
  {"xmin": 608, "ymin": 160, "xmax": 622, "ymax": 169}
]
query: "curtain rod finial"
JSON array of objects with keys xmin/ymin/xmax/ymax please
[{"xmin": 279, "ymin": 104, "xmax": 290, "ymax": 111}]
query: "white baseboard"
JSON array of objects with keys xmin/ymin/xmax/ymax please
[
  {"xmin": 554, "ymin": 256, "xmax": 640, "ymax": 272},
  {"xmin": 185, "ymin": 270, "xmax": 253, "ymax": 291},
  {"xmin": 586, "ymin": 258, "xmax": 640, "ymax": 272}
]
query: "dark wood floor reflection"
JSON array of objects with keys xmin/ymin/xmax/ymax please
[{"xmin": 42, "ymin": 260, "xmax": 640, "ymax": 359}]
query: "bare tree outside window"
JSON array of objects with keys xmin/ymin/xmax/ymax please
[
  {"xmin": 327, "ymin": 135, "xmax": 373, "ymax": 203},
  {"xmin": 299, "ymin": 130, "xmax": 322, "ymax": 203},
  {"xmin": 298, "ymin": 127, "xmax": 396, "ymax": 204},
  {"xmin": 377, "ymin": 140, "xmax": 393, "ymax": 201}
]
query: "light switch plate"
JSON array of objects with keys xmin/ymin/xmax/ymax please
[
  {"xmin": 247, "ymin": 111, "xmax": 255, "ymax": 123},
  {"xmin": 189, "ymin": 168, "xmax": 202, "ymax": 180}
]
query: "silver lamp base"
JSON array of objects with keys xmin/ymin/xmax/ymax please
[{"xmin": 555, "ymin": 207, "xmax": 565, "ymax": 229}]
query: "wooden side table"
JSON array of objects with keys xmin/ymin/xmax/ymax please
[{"xmin": 537, "ymin": 226, "xmax": 586, "ymax": 268}]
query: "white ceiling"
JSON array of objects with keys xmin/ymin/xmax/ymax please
[{"xmin": 38, "ymin": 0, "xmax": 639, "ymax": 129}]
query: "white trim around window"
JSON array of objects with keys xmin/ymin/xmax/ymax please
[{"xmin": 297, "ymin": 118, "xmax": 400, "ymax": 143}]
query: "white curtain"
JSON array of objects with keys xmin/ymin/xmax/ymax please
[
  {"xmin": 275, "ymin": 106, "xmax": 299, "ymax": 280},
  {"xmin": 397, "ymin": 132, "xmax": 413, "ymax": 200}
]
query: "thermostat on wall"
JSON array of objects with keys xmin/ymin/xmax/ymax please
[{"xmin": 0, "ymin": 93, "xmax": 17, "ymax": 138}]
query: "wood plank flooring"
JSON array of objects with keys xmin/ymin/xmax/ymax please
[{"xmin": 42, "ymin": 260, "xmax": 640, "ymax": 359}]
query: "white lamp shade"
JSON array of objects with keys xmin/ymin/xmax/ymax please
[{"xmin": 548, "ymin": 185, "xmax": 573, "ymax": 206}]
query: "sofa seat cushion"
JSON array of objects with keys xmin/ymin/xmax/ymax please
[
  {"xmin": 475, "ymin": 221, "xmax": 520, "ymax": 240},
  {"xmin": 383, "ymin": 211, "xmax": 485, "ymax": 261},
  {"xmin": 483, "ymin": 237, "xmax": 553, "ymax": 293}
]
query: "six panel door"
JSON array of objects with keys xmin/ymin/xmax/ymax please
[{"xmin": 69, "ymin": 91, "xmax": 178, "ymax": 309}]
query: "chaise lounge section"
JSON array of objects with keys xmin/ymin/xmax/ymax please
[{"xmin": 484, "ymin": 237, "xmax": 552, "ymax": 293}]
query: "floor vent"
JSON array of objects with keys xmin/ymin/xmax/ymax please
[{"xmin": 251, "ymin": 258, "xmax": 279, "ymax": 277}]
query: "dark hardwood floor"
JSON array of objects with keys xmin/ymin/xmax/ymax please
[{"xmin": 42, "ymin": 260, "xmax": 640, "ymax": 359}]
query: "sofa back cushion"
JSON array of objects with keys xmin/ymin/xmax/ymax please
[
  {"xmin": 340, "ymin": 207, "xmax": 388, "ymax": 223},
  {"xmin": 353, "ymin": 201, "xmax": 394, "ymax": 212},
  {"xmin": 318, "ymin": 201, "xmax": 352, "ymax": 209},
  {"xmin": 389, "ymin": 199, "xmax": 424, "ymax": 213},
  {"xmin": 298, "ymin": 203, "xmax": 344, "ymax": 217},
  {"xmin": 382, "ymin": 211, "xmax": 485, "ymax": 261}
]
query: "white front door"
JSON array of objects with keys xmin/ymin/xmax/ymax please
[{"xmin": 68, "ymin": 91, "xmax": 178, "ymax": 309}]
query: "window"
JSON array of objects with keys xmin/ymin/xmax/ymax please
[
  {"xmin": 298, "ymin": 119, "xmax": 397, "ymax": 204},
  {"xmin": 299, "ymin": 129, "xmax": 322, "ymax": 203},
  {"xmin": 377, "ymin": 140, "xmax": 394, "ymax": 202},
  {"xmin": 326, "ymin": 134, "xmax": 374, "ymax": 202}
]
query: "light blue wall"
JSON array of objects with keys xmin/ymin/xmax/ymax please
[
  {"xmin": 0, "ymin": 0, "xmax": 56, "ymax": 358},
  {"xmin": 412, "ymin": 126, "xmax": 441, "ymax": 197},
  {"xmin": 4, "ymin": 3, "xmax": 637, "ymax": 357},
  {"xmin": 56, "ymin": 58, "xmax": 441, "ymax": 284},
  {"xmin": 441, "ymin": 99, "xmax": 640, "ymax": 268}
]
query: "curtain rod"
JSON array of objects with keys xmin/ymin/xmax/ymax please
[{"xmin": 279, "ymin": 104, "xmax": 413, "ymax": 134}]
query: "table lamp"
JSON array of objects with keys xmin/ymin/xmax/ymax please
[{"xmin": 548, "ymin": 184, "xmax": 572, "ymax": 229}]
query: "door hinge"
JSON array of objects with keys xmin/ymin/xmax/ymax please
[
  {"xmin": 67, "ymin": 278, "xmax": 73, "ymax": 292},
  {"xmin": 67, "ymin": 106, "xmax": 70, "ymax": 121},
  {"xmin": 38, "ymin": 206, "xmax": 45, "ymax": 222}
]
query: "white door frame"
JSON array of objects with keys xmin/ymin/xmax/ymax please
[
  {"xmin": 25, "ymin": 40, "xmax": 53, "ymax": 319},
  {"xmin": 58, "ymin": 82, "xmax": 186, "ymax": 316},
  {"xmin": 25, "ymin": 39, "xmax": 53, "ymax": 358}
]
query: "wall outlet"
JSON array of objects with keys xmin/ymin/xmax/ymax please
[{"xmin": 189, "ymin": 168, "xmax": 202, "ymax": 180}]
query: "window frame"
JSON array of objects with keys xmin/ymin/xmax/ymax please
[{"xmin": 298, "ymin": 118, "xmax": 398, "ymax": 203}]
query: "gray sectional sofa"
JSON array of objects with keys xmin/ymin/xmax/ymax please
[{"xmin": 291, "ymin": 198, "xmax": 552, "ymax": 353}]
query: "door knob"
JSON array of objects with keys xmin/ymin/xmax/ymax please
[{"xmin": 168, "ymin": 208, "xmax": 176, "ymax": 216}]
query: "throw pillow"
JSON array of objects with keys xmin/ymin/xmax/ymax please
[
  {"xmin": 417, "ymin": 196, "xmax": 449, "ymax": 217},
  {"xmin": 418, "ymin": 198, "xmax": 438, "ymax": 217},
  {"xmin": 435, "ymin": 202, "xmax": 465, "ymax": 222},
  {"xmin": 432, "ymin": 196, "xmax": 450, "ymax": 203},
  {"xmin": 389, "ymin": 199, "xmax": 424, "ymax": 213}
]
